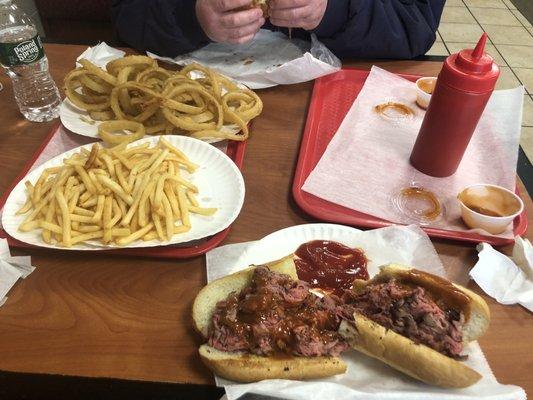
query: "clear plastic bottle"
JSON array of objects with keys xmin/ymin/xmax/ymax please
[{"xmin": 0, "ymin": 0, "xmax": 61, "ymax": 122}]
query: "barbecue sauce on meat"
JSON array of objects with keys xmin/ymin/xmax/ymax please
[
  {"xmin": 374, "ymin": 269, "xmax": 471, "ymax": 319},
  {"xmin": 209, "ymin": 266, "xmax": 348, "ymax": 357},
  {"xmin": 294, "ymin": 240, "xmax": 369, "ymax": 295},
  {"xmin": 343, "ymin": 269, "xmax": 471, "ymax": 359}
]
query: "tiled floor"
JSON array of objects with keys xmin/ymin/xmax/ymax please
[{"xmin": 427, "ymin": 0, "xmax": 533, "ymax": 163}]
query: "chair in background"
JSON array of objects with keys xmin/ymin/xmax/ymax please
[{"xmin": 34, "ymin": 0, "xmax": 116, "ymax": 45}]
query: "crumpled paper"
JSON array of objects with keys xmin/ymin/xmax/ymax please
[
  {"xmin": 148, "ymin": 29, "xmax": 341, "ymax": 89},
  {"xmin": 512, "ymin": 236, "xmax": 533, "ymax": 280},
  {"xmin": 76, "ymin": 42, "xmax": 125, "ymax": 68},
  {"xmin": 471, "ymin": 237, "xmax": 533, "ymax": 311},
  {"xmin": 205, "ymin": 224, "xmax": 525, "ymax": 400},
  {"xmin": 0, "ymin": 238, "xmax": 35, "ymax": 307},
  {"xmin": 302, "ymin": 66, "xmax": 524, "ymax": 239}
]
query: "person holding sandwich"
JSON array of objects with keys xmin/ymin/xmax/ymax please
[{"xmin": 112, "ymin": 0, "xmax": 445, "ymax": 59}]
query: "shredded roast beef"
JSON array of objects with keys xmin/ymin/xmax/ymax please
[
  {"xmin": 342, "ymin": 279, "xmax": 465, "ymax": 359},
  {"xmin": 208, "ymin": 267, "xmax": 466, "ymax": 360},
  {"xmin": 208, "ymin": 266, "xmax": 349, "ymax": 357}
]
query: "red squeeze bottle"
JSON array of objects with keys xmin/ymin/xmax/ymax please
[{"xmin": 410, "ymin": 33, "xmax": 500, "ymax": 177}]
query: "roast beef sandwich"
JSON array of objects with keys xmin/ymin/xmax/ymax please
[
  {"xmin": 238, "ymin": 0, "xmax": 270, "ymax": 17},
  {"xmin": 192, "ymin": 257, "xmax": 348, "ymax": 382},
  {"xmin": 193, "ymin": 242, "xmax": 490, "ymax": 388},
  {"xmin": 251, "ymin": 0, "xmax": 270, "ymax": 16},
  {"xmin": 338, "ymin": 264, "xmax": 490, "ymax": 388}
]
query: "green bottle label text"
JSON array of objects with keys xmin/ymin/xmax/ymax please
[{"xmin": 0, "ymin": 34, "xmax": 45, "ymax": 67}]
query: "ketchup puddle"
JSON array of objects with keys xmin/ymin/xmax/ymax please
[{"xmin": 294, "ymin": 240, "xmax": 369, "ymax": 295}]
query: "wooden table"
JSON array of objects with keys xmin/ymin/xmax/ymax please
[{"xmin": 0, "ymin": 44, "xmax": 531, "ymax": 394}]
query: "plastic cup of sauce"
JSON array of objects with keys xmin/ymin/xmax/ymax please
[
  {"xmin": 458, "ymin": 184, "xmax": 524, "ymax": 234},
  {"xmin": 415, "ymin": 77, "xmax": 437, "ymax": 109}
]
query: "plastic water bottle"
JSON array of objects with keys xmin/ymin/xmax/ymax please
[{"xmin": 0, "ymin": 0, "xmax": 61, "ymax": 122}]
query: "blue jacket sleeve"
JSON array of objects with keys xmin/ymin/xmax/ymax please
[
  {"xmin": 313, "ymin": 0, "xmax": 445, "ymax": 59},
  {"xmin": 112, "ymin": 0, "xmax": 210, "ymax": 57}
]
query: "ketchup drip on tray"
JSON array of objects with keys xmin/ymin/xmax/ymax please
[{"xmin": 294, "ymin": 240, "xmax": 369, "ymax": 295}]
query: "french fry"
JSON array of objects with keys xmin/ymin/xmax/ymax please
[
  {"xmin": 92, "ymin": 195, "xmax": 106, "ymax": 222},
  {"xmin": 114, "ymin": 163, "xmax": 131, "ymax": 193},
  {"xmin": 88, "ymin": 170, "xmax": 105, "ymax": 194},
  {"xmin": 40, "ymin": 220, "xmax": 63, "ymax": 234},
  {"xmin": 70, "ymin": 214, "xmax": 96, "ymax": 223},
  {"xmin": 102, "ymin": 195, "xmax": 113, "ymax": 243},
  {"xmin": 68, "ymin": 189, "xmax": 80, "ymax": 213},
  {"xmin": 106, "ymin": 200, "xmax": 122, "ymax": 230},
  {"xmin": 42, "ymin": 200, "xmax": 56, "ymax": 243},
  {"xmin": 97, "ymin": 175, "xmax": 134, "ymax": 205},
  {"xmin": 19, "ymin": 219, "xmax": 41, "ymax": 232},
  {"xmin": 55, "ymin": 190, "xmax": 72, "ymax": 247},
  {"xmin": 164, "ymin": 182, "xmax": 181, "ymax": 218},
  {"xmin": 186, "ymin": 190, "xmax": 199, "ymax": 207},
  {"xmin": 161, "ymin": 194, "xmax": 174, "ymax": 241},
  {"xmin": 142, "ymin": 230, "xmax": 159, "ymax": 241},
  {"xmin": 138, "ymin": 181, "xmax": 156, "ymax": 227},
  {"xmin": 174, "ymin": 225, "xmax": 191, "ymax": 234},
  {"xmin": 111, "ymin": 228, "xmax": 130, "ymax": 237},
  {"xmin": 116, "ymin": 223, "xmax": 154, "ymax": 246},
  {"xmin": 74, "ymin": 207, "xmax": 94, "ymax": 217},
  {"xmin": 115, "ymin": 197, "xmax": 127, "ymax": 218},
  {"xmin": 100, "ymin": 153, "xmax": 116, "ymax": 177},
  {"xmin": 81, "ymin": 196, "xmax": 98, "ymax": 208},
  {"xmin": 189, "ymin": 205, "xmax": 217, "ymax": 216},
  {"xmin": 16, "ymin": 197, "xmax": 33, "ymax": 215},
  {"xmin": 71, "ymin": 230, "xmax": 104, "ymax": 245},
  {"xmin": 154, "ymin": 173, "xmax": 197, "ymax": 211},
  {"xmin": 151, "ymin": 210, "xmax": 165, "ymax": 241},
  {"xmin": 75, "ymin": 165, "xmax": 97, "ymax": 194},
  {"xmin": 160, "ymin": 137, "xmax": 198, "ymax": 171},
  {"xmin": 177, "ymin": 187, "xmax": 190, "ymax": 227},
  {"xmin": 76, "ymin": 224, "xmax": 101, "ymax": 233}
]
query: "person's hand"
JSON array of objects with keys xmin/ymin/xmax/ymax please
[
  {"xmin": 269, "ymin": 0, "xmax": 327, "ymax": 31},
  {"xmin": 196, "ymin": 0, "xmax": 266, "ymax": 44}
]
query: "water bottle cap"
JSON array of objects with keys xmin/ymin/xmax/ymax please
[{"xmin": 439, "ymin": 33, "xmax": 500, "ymax": 93}]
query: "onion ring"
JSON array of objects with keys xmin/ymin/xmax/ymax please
[
  {"xmin": 78, "ymin": 59, "xmax": 117, "ymax": 86},
  {"xmin": 98, "ymin": 120, "xmax": 146, "ymax": 145},
  {"xmin": 106, "ymin": 56, "xmax": 157, "ymax": 77}
]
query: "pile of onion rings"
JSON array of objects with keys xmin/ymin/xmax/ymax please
[{"xmin": 63, "ymin": 56, "xmax": 263, "ymax": 143}]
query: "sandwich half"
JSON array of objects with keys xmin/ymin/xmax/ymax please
[
  {"xmin": 251, "ymin": 0, "xmax": 270, "ymax": 17},
  {"xmin": 338, "ymin": 264, "xmax": 490, "ymax": 388},
  {"xmin": 193, "ymin": 256, "xmax": 347, "ymax": 382}
]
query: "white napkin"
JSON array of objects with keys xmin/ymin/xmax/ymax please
[
  {"xmin": 0, "ymin": 239, "xmax": 35, "ymax": 306},
  {"xmin": 512, "ymin": 236, "xmax": 533, "ymax": 280},
  {"xmin": 205, "ymin": 225, "xmax": 525, "ymax": 400},
  {"xmin": 148, "ymin": 29, "xmax": 341, "ymax": 89},
  {"xmin": 470, "ymin": 237, "xmax": 533, "ymax": 311},
  {"xmin": 302, "ymin": 66, "xmax": 524, "ymax": 239},
  {"xmin": 76, "ymin": 42, "xmax": 125, "ymax": 68}
]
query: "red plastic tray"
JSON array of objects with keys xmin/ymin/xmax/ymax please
[
  {"xmin": 293, "ymin": 68, "xmax": 528, "ymax": 246},
  {"xmin": 0, "ymin": 123, "xmax": 246, "ymax": 259}
]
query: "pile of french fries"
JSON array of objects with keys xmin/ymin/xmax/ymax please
[{"xmin": 16, "ymin": 138, "xmax": 217, "ymax": 247}]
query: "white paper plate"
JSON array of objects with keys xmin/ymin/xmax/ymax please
[
  {"xmin": 2, "ymin": 135, "xmax": 245, "ymax": 250},
  {"xmin": 60, "ymin": 98, "xmax": 100, "ymax": 139}
]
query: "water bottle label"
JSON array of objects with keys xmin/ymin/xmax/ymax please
[{"xmin": 0, "ymin": 34, "xmax": 45, "ymax": 67}]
